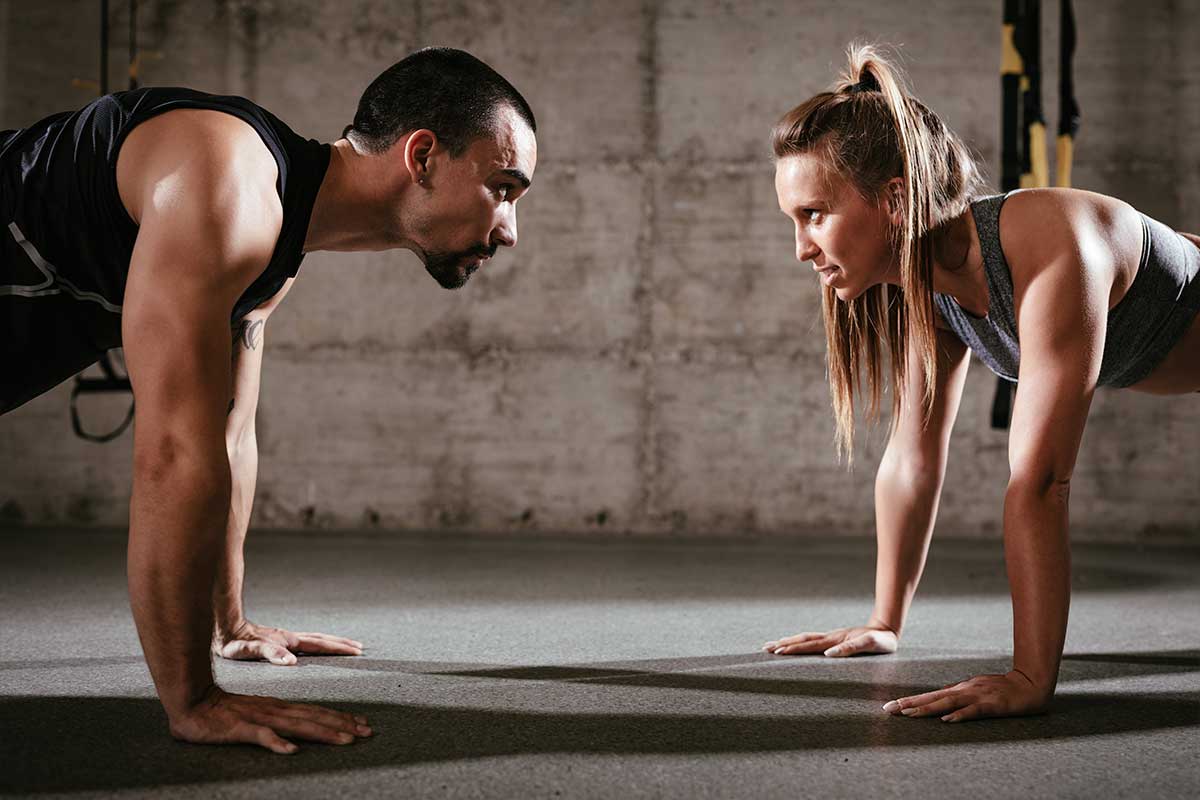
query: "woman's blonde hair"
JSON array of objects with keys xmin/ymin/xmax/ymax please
[{"xmin": 772, "ymin": 43, "xmax": 983, "ymax": 460}]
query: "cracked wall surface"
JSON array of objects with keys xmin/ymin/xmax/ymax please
[{"xmin": 1, "ymin": 0, "xmax": 1197, "ymax": 539}]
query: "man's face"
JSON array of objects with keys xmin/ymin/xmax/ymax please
[{"xmin": 413, "ymin": 107, "xmax": 537, "ymax": 289}]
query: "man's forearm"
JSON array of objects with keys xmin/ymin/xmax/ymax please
[
  {"xmin": 1003, "ymin": 479, "xmax": 1072, "ymax": 694},
  {"xmin": 128, "ymin": 462, "xmax": 230, "ymax": 716},
  {"xmin": 213, "ymin": 433, "xmax": 257, "ymax": 636},
  {"xmin": 871, "ymin": 457, "xmax": 944, "ymax": 635}
]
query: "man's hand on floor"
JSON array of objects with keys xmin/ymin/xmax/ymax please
[
  {"xmin": 169, "ymin": 685, "xmax": 372, "ymax": 754},
  {"xmin": 213, "ymin": 620, "xmax": 364, "ymax": 665}
]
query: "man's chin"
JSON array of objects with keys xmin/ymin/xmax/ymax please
[{"xmin": 425, "ymin": 265, "xmax": 472, "ymax": 290}]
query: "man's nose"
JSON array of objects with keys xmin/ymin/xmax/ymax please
[{"xmin": 493, "ymin": 207, "xmax": 518, "ymax": 249}]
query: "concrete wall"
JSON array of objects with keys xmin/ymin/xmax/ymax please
[{"xmin": 1, "ymin": 0, "xmax": 1197, "ymax": 540}]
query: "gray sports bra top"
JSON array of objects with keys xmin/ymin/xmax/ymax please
[{"xmin": 933, "ymin": 193, "xmax": 1200, "ymax": 387}]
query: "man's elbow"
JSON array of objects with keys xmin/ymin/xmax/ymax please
[
  {"xmin": 224, "ymin": 418, "xmax": 256, "ymax": 462},
  {"xmin": 133, "ymin": 431, "xmax": 232, "ymax": 504}
]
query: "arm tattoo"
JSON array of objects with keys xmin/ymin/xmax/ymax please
[{"xmin": 234, "ymin": 319, "xmax": 264, "ymax": 352}]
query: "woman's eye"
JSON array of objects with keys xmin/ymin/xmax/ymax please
[
  {"xmin": 805, "ymin": 209, "xmax": 822, "ymax": 221},
  {"xmin": 495, "ymin": 185, "xmax": 510, "ymax": 200}
]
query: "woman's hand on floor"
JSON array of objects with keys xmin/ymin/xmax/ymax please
[
  {"xmin": 883, "ymin": 669, "xmax": 1053, "ymax": 722},
  {"xmin": 763, "ymin": 623, "xmax": 898, "ymax": 657},
  {"xmin": 168, "ymin": 684, "xmax": 372, "ymax": 754},
  {"xmin": 213, "ymin": 620, "xmax": 363, "ymax": 665}
]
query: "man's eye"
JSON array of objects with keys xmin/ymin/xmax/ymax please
[
  {"xmin": 804, "ymin": 209, "xmax": 822, "ymax": 221},
  {"xmin": 495, "ymin": 185, "xmax": 510, "ymax": 200}
]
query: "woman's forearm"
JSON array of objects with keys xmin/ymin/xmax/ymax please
[
  {"xmin": 1003, "ymin": 477, "xmax": 1072, "ymax": 694},
  {"xmin": 871, "ymin": 452, "xmax": 946, "ymax": 635}
]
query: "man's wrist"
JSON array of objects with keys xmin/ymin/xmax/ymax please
[
  {"xmin": 159, "ymin": 676, "xmax": 219, "ymax": 720},
  {"xmin": 212, "ymin": 612, "xmax": 248, "ymax": 642}
]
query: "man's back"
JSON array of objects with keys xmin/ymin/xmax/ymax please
[{"xmin": 0, "ymin": 88, "xmax": 329, "ymax": 412}]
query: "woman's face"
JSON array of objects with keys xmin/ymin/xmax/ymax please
[{"xmin": 774, "ymin": 152, "xmax": 898, "ymax": 301}]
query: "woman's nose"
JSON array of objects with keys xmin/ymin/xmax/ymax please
[{"xmin": 796, "ymin": 238, "xmax": 819, "ymax": 263}]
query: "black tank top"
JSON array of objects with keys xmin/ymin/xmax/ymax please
[{"xmin": 0, "ymin": 87, "xmax": 330, "ymax": 351}]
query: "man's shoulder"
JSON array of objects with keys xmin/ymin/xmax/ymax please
[{"xmin": 117, "ymin": 108, "xmax": 281, "ymax": 230}]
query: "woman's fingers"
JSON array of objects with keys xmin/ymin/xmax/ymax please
[
  {"xmin": 897, "ymin": 694, "xmax": 964, "ymax": 718},
  {"xmin": 884, "ymin": 687, "xmax": 953, "ymax": 714},
  {"xmin": 941, "ymin": 703, "xmax": 988, "ymax": 723},
  {"xmin": 763, "ymin": 632, "xmax": 824, "ymax": 650},
  {"xmin": 824, "ymin": 630, "xmax": 898, "ymax": 657},
  {"xmin": 773, "ymin": 636, "xmax": 839, "ymax": 655},
  {"xmin": 764, "ymin": 631, "xmax": 842, "ymax": 654},
  {"xmin": 766, "ymin": 626, "xmax": 900, "ymax": 658}
]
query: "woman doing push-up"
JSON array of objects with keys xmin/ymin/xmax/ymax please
[{"xmin": 763, "ymin": 44, "xmax": 1199, "ymax": 722}]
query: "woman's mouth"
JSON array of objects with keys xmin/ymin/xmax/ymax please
[{"xmin": 817, "ymin": 265, "xmax": 841, "ymax": 286}]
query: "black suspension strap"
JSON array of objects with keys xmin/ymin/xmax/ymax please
[
  {"xmin": 992, "ymin": 0, "xmax": 1028, "ymax": 429},
  {"xmin": 70, "ymin": 0, "xmax": 136, "ymax": 443},
  {"xmin": 1057, "ymin": 0, "xmax": 1080, "ymax": 188}
]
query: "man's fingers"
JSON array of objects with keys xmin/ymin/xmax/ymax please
[
  {"xmin": 264, "ymin": 700, "xmax": 371, "ymax": 736},
  {"xmin": 247, "ymin": 710, "xmax": 358, "ymax": 745},
  {"xmin": 248, "ymin": 723, "xmax": 299, "ymax": 754},
  {"xmin": 294, "ymin": 634, "xmax": 363, "ymax": 656},
  {"xmin": 218, "ymin": 640, "xmax": 261, "ymax": 661},
  {"xmin": 294, "ymin": 632, "xmax": 365, "ymax": 650},
  {"xmin": 263, "ymin": 644, "xmax": 298, "ymax": 666},
  {"xmin": 220, "ymin": 640, "xmax": 297, "ymax": 665}
]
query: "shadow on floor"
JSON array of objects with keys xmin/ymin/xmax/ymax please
[
  {"xmin": 3, "ymin": 686, "xmax": 1197, "ymax": 793},
  {"xmin": 321, "ymin": 648, "xmax": 1200, "ymax": 701}
]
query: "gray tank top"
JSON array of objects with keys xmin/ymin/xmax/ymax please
[{"xmin": 933, "ymin": 193, "xmax": 1200, "ymax": 387}]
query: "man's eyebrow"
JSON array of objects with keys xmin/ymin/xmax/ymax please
[{"xmin": 498, "ymin": 168, "xmax": 531, "ymax": 189}]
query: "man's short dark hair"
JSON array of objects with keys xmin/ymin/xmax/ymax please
[{"xmin": 344, "ymin": 47, "xmax": 536, "ymax": 157}]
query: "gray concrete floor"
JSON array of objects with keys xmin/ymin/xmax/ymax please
[{"xmin": 1, "ymin": 528, "xmax": 1197, "ymax": 799}]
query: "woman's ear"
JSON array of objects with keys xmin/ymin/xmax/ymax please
[{"xmin": 883, "ymin": 178, "xmax": 906, "ymax": 225}]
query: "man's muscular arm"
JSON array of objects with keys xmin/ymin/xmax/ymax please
[
  {"xmin": 117, "ymin": 110, "xmax": 369, "ymax": 751},
  {"xmin": 212, "ymin": 282, "xmax": 363, "ymax": 664}
]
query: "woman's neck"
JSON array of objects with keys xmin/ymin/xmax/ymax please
[{"xmin": 929, "ymin": 210, "xmax": 989, "ymax": 317}]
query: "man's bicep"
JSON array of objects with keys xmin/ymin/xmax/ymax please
[{"xmin": 122, "ymin": 241, "xmax": 240, "ymax": 461}]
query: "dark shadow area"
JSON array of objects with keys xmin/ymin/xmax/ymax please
[
  {"xmin": 323, "ymin": 648, "xmax": 1200, "ymax": 697},
  {"xmin": 1063, "ymin": 650, "xmax": 1200, "ymax": 668},
  {"xmin": 1, "ymin": 690, "xmax": 1196, "ymax": 794}
]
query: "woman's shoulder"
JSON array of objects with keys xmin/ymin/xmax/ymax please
[{"xmin": 994, "ymin": 187, "xmax": 1142, "ymax": 298}]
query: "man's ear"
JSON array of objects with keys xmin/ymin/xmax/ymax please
[{"xmin": 402, "ymin": 129, "xmax": 438, "ymax": 187}]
